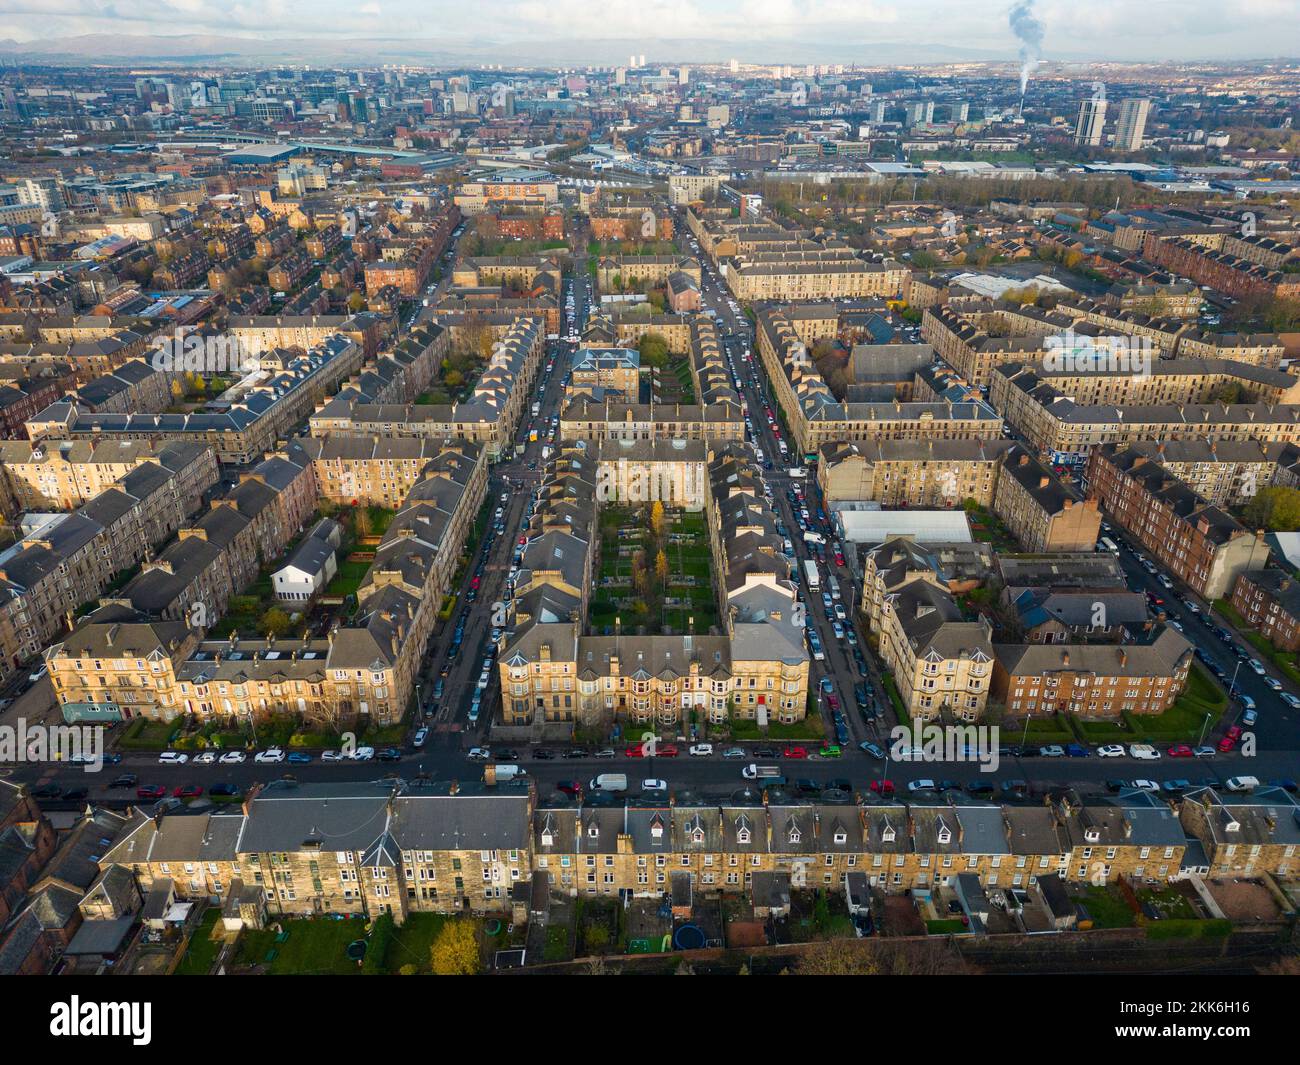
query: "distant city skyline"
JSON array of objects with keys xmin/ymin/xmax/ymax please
[{"xmin": 2, "ymin": 0, "xmax": 1300, "ymax": 65}]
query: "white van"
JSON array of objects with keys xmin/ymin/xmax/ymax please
[
  {"xmin": 803, "ymin": 530, "xmax": 826, "ymax": 545},
  {"xmin": 1224, "ymin": 776, "xmax": 1260, "ymax": 793},
  {"xmin": 490, "ymin": 764, "xmax": 527, "ymax": 783},
  {"xmin": 589, "ymin": 773, "xmax": 628, "ymax": 792}
]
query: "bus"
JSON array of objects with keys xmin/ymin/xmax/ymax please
[{"xmin": 803, "ymin": 559, "xmax": 820, "ymax": 590}]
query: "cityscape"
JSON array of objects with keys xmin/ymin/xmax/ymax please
[{"xmin": 0, "ymin": 1, "xmax": 1297, "ymax": 1004}]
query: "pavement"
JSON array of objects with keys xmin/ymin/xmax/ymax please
[{"xmin": 4, "ymin": 218, "xmax": 1299, "ymax": 809}]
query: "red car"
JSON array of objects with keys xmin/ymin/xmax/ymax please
[
  {"xmin": 1167, "ymin": 744, "xmax": 1194, "ymax": 758},
  {"xmin": 624, "ymin": 744, "xmax": 646, "ymax": 758},
  {"xmin": 172, "ymin": 785, "xmax": 203, "ymax": 799},
  {"xmin": 556, "ymin": 780, "xmax": 583, "ymax": 797},
  {"xmin": 826, "ymin": 694, "xmax": 841, "ymax": 712},
  {"xmin": 783, "ymin": 746, "xmax": 808, "ymax": 759},
  {"xmin": 136, "ymin": 784, "xmax": 166, "ymax": 801},
  {"xmin": 834, "ymin": 552, "xmax": 846, "ymax": 567},
  {"xmin": 1218, "ymin": 725, "xmax": 1243, "ymax": 753},
  {"xmin": 656, "ymin": 744, "xmax": 680, "ymax": 758},
  {"xmin": 870, "ymin": 779, "xmax": 895, "ymax": 795},
  {"xmin": 470, "ymin": 576, "xmax": 481, "ymax": 590}
]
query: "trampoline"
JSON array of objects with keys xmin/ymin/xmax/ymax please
[
  {"xmin": 672, "ymin": 924, "xmax": 706, "ymax": 951},
  {"xmin": 346, "ymin": 940, "xmax": 367, "ymax": 962}
]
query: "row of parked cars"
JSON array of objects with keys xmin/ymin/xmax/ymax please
[{"xmin": 157, "ymin": 746, "xmax": 402, "ymax": 765}]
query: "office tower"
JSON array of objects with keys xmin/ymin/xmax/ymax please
[
  {"xmin": 1075, "ymin": 97, "xmax": 1107, "ymax": 146},
  {"xmin": 730, "ymin": 58, "xmax": 739, "ymax": 74},
  {"xmin": 1115, "ymin": 98, "xmax": 1151, "ymax": 151},
  {"xmin": 870, "ymin": 100, "xmax": 887, "ymax": 123},
  {"xmin": 638, "ymin": 54, "xmax": 645, "ymax": 67},
  {"xmin": 629, "ymin": 54, "xmax": 636, "ymax": 68},
  {"xmin": 615, "ymin": 67, "xmax": 626, "ymax": 86},
  {"xmin": 678, "ymin": 66, "xmax": 689, "ymax": 85}
]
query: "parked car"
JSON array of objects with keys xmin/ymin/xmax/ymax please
[
  {"xmin": 688, "ymin": 744, "xmax": 713, "ymax": 757},
  {"xmin": 218, "ymin": 751, "xmax": 246, "ymax": 764},
  {"xmin": 158, "ymin": 751, "xmax": 188, "ymax": 765},
  {"xmin": 193, "ymin": 752, "xmax": 217, "ymax": 765},
  {"xmin": 136, "ymin": 784, "xmax": 166, "ymax": 801},
  {"xmin": 287, "ymin": 752, "xmax": 312, "ymax": 764},
  {"xmin": 859, "ymin": 742, "xmax": 886, "ymax": 760},
  {"xmin": 172, "ymin": 785, "xmax": 203, "ymax": 799},
  {"xmin": 109, "ymin": 774, "xmax": 138, "ymax": 789},
  {"xmin": 1167, "ymin": 744, "xmax": 1194, "ymax": 758},
  {"xmin": 1097, "ymin": 744, "xmax": 1126, "ymax": 758},
  {"xmin": 869, "ymin": 779, "xmax": 895, "ymax": 795},
  {"xmin": 255, "ymin": 748, "xmax": 286, "ymax": 763},
  {"xmin": 721, "ymin": 747, "xmax": 746, "ymax": 759},
  {"xmin": 467, "ymin": 747, "xmax": 492, "ymax": 761},
  {"xmin": 782, "ymin": 746, "xmax": 808, "ymax": 759}
]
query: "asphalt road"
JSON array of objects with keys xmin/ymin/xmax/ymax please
[{"xmin": 5, "ymin": 217, "xmax": 1298, "ymax": 808}]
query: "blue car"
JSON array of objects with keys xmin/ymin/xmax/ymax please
[
  {"xmin": 1065, "ymin": 744, "xmax": 1089, "ymax": 758},
  {"xmin": 287, "ymin": 751, "xmax": 312, "ymax": 764}
]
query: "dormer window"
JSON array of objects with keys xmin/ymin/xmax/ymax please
[
  {"xmin": 833, "ymin": 830, "xmax": 847, "ymax": 845},
  {"xmin": 882, "ymin": 823, "xmax": 896, "ymax": 843},
  {"xmin": 1084, "ymin": 828, "xmax": 1100, "ymax": 843},
  {"xmin": 737, "ymin": 828, "xmax": 751, "ymax": 844},
  {"xmin": 937, "ymin": 823, "xmax": 951, "ymax": 845},
  {"xmin": 788, "ymin": 827, "xmax": 801, "ymax": 845},
  {"xmin": 541, "ymin": 830, "xmax": 554, "ymax": 847},
  {"xmin": 587, "ymin": 823, "xmax": 599, "ymax": 840},
  {"xmin": 692, "ymin": 828, "xmax": 705, "ymax": 844}
]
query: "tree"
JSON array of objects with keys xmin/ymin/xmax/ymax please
[
  {"xmin": 353, "ymin": 507, "xmax": 374, "ymax": 538},
  {"xmin": 1244, "ymin": 486, "xmax": 1300, "ymax": 532},
  {"xmin": 430, "ymin": 919, "xmax": 480, "ymax": 975},
  {"xmin": 260, "ymin": 607, "xmax": 291, "ymax": 638},
  {"xmin": 638, "ymin": 332, "xmax": 670, "ymax": 369},
  {"xmin": 346, "ymin": 291, "xmax": 365, "ymax": 313},
  {"xmin": 649, "ymin": 500, "xmax": 667, "ymax": 540},
  {"xmin": 655, "ymin": 548, "xmax": 669, "ymax": 586}
]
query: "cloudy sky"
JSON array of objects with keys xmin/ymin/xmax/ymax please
[{"xmin": 2, "ymin": 0, "xmax": 1298, "ymax": 62}]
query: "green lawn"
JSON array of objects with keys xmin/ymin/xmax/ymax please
[
  {"xmin": 235, "ymin": 917, "xmax": 369, "ymax": 975},
  {"xmin": 325, "ymin": 559, "xmax": 371, "ymax": 599},
  {"xmin": 176, "ymin": 909, "xmax": 222, "ymax": 975},
  {"xmin": 1079, "ymin": 886, "xmax": 1137, "ymax": 929},
  {"xmin": 385, "ymin": 913, "xmax": 452, "ymax": 973},
  {"xmin": 925, "ymin": 919, "xmax": 968, "ymax": 935}
]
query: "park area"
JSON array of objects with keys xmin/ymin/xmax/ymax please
[{"xmin": 589, "ymin": 504, "xmax": 718, "ymax": 636}]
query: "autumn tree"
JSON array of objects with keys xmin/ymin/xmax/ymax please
[
  {"xmin": 655, "ymin": 548, "xmax": 669, "ymax": 586},
  {"xmin": 649, "ymin": 500, "xmax": 667, "ymax": 540},
  {"xmin": 1244, "ymin": 486, "xmax": 1300, "ymax": 532},
  {"xmin": 429, "ymin": 920, "xmax": 480, "ymax": 975},
  {"xmin": 260, "ymin": 607, "xmax": 291, "ymax": 638}
]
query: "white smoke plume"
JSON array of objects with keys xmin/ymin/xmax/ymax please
[{"xmin": 1009, "ymin": 0, "xmax": 1045, "ymax": 96}]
